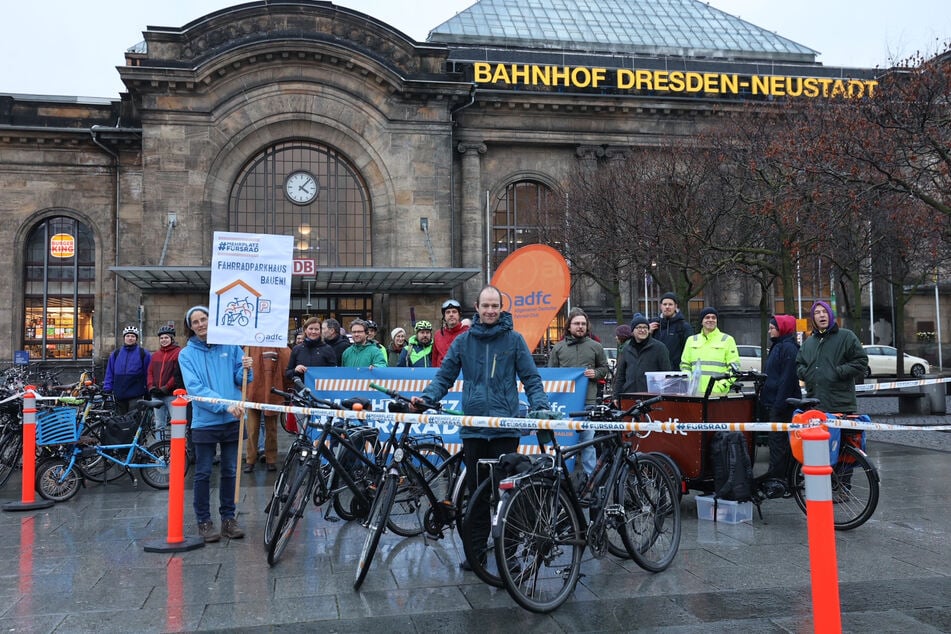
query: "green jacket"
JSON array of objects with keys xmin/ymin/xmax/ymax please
[
  {"xmin": 548, "ymin": 335, "xmax": 608, "ymax": 405},
  {"xmin": 341, "ymin": 341, "xmax": 387, "ymax": 368},
  {"xmin": 795, "ymin": 324, "xmax": 867, "ymax": 413}
]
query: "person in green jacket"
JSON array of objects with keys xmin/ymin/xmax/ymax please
[
  {"xmin": 796, "ymin": 300, "xmax": 868, "ymax": 413},
  {"xmin": 548, "ymin": 307, "xmax": 608, "ymax": 474},
  {"xmin": 341, "ymin": 319, "xmax": 387, "ymax": 367}
]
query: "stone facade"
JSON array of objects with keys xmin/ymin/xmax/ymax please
[{"xmin": 5, "ymin": 2, "xmax": 925, "ymax": 375}]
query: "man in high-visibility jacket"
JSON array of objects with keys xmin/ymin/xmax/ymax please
[{"xmin": 680, "ymin": 307, "xmax": 739, "ymax": 395}]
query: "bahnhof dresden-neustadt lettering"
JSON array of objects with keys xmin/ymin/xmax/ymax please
[{"xmin": 472, "ymin": 62, "xmax": 878, "ymax": 99}]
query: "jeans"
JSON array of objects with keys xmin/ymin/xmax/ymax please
[
  {"xmin": 576, "ymin": 429, "xmax": 596, "ymax": 475},
  {"xmin": 192, "ymin": 425, "xmax": 239, "ymax": 524},
  {"xmin": 153, "ymin": 395, "xmax": 176, "ymax": 430}
]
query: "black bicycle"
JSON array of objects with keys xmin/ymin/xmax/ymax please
[
  {"xmin": 490, "ymin": 396, "xmax": 682, "ymax": 613},
  {"xmin": 264, "ymin": 380, "xmax": 383, "ymax": 564},
  {"xmin": 353, "ymin": 384, "xmax": 465, "ymax": 590}
]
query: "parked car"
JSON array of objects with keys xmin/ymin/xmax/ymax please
[
  {"xmin": 737, "ymin": 345, "xmax": 762, "ymax": 373},
  {"xmin": 862, "ymin": 345, "xmax": 930, "ymax": 378}
]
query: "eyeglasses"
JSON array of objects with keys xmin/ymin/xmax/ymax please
[
  {"xmin": 350, "ymin": 329, "xmax": 365, "ymax": 334},
  {"xmin": 633, "ymin": 325, "xmax": 650, "ymax": 331}
]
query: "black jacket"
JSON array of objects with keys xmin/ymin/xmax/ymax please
[
  {"xmin": 285, "ymin": 337, "xmax": 338, "ymax": 379},
  {"xmin": 613, "ymin": 337, "xmax": 672, "ymax": 395},
  {"xmin": 651, "ymin": 311, "xmax": 693, "ymax": 368}
]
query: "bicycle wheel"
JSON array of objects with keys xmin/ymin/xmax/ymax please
[
  {"xmin": 331, "ymin": 435, "xmax": 381, "ymax": 521},
  {"xmin": 617, "ymin": 453, "xmax": 681, "ymax": 573},
  {"xmin": 264, "ymin": 446, "xmax": 304, "ymax": 547},
  {"xmin": 354, "ymin": 472, "xmax": 398, "ymax": 590},
  {"xmin": 0, "ymin": 432, "xmax": 22, "ymax": 489},
  {"xmin": 267, "ymin": 463, "xmax": 314, "ymax": 566},
  {"xmin": 460, "ymin": 477, "xmax": 504, "ymax": 588},
  {"xmin": 36, "ymin": 457, "xmax": 82, "ymax": 502},
  {"xmin": 494, "ymin": 478, "xmax": 584, "ymax": 614},
  {"xmin": 790, "ymin": 445, "xmax": 879, "ymax": 530},
  {"xmin": 646, "ymin": 451, "xmax": 684, "ymax": 502},
  {"xmin": 387, "ymin": 443, "xmax": 452, "ymax": 538},
  {"xmin": 140, "ymin": 440, "xmax": 178, "ymax": 489}
]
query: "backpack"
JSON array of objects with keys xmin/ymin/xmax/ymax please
[{"xmin": 710, "ymin": 431, "xmax": 754, "ymax": 502}]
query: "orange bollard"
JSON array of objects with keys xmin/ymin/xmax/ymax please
[
  {"xmin": 144, "ymin": 390, "xmax": 204, "ymax": 552},
  {"xmin": 3, "ymin": 387, "xmax": 54, "ymax": 512},
  {"xmin": 800, "ymin": 423, "xmax": 842, "ymax": 633}
]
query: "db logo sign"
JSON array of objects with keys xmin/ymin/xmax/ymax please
[{"xmin": 293, "ymin": 259, "xmax": 315, "ymax": 276}]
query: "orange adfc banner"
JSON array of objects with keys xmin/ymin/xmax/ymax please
[{"xmin": 491, "ymin": 244, "xmax": 570, "ymax": 351}]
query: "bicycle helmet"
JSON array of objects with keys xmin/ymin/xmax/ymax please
[
  {"xmin": 365, "ymin": 320, "xmax": 379, "ymax": 331},
  {"xmin": 441, "ymin": 299, "xmax": 461, "ymax": 314},
  {"xmin": 122, "ymin": 325, "xmax": 140, "ymax": 338},
  {"xmin": 157, "ymin": 324, "xmax": 176, "ymax": 337},
  {"xmin": 414, "ymin": 319, "xmax": 433, "ymax": 332}
]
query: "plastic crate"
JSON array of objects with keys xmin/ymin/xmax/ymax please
[
  {"xmin": 695, "ymin": 495, "xmax": 753, "ymax": 524},
  {"xmin": 35, "ymin": 407, "xmax": 80, "ymax": 446}
]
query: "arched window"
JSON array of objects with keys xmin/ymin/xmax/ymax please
[
  {"xmin": 23, "ymin": 216, "xmax": 95, "ymax": 360},
  {"xmin": 490, "ymin": 180, "xmax": 563, "ymax": 272},
  {"xmin": 228, "ymin": 139, "xmax": 374, "ymax": 331},
  {"xmin": 490, "ymin": 180, "xmax": 565, "ymax": 350},
  {"xmin": 228, "ymin": 140, "xmax": 371, "ymax": 267}
]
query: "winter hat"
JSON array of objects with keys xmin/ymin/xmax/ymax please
[
  {"xmin": 699, "ymin": 307, "xmax": 718, "ymax": 320},
  {"xmin": 615, "ymin": 324, "xmax": 632, "ymax": 341},
  {"xmin": 660, "ymin": 292, "xmax": 679, "ymax": 305},
  {"xmin": 185, "ymin": 306, "xmax": 209, "ymax": 329},
  {"xmin": 630, "ymin": 315, "xmax": 650, "ymax": 329},
  {"xmin": 390, "ymin": 327, "xmax": 406, "ymax": 340},
  {"xmin": 768, "ymin": 317, "xmax": 779, "ymax": 331},
  {"xmin": 810, "ymin": 300, "xmax": 836, "ymax": 327}
]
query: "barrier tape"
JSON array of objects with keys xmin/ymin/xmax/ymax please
[
  {"xmin": 856, "ymin": 376, "xmax": 951, "ymax": 391},
  {"xmin": 185, "ymin": 394, "xmax": 951, "ymax": 433}
]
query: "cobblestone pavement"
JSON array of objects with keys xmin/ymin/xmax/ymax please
[{"xmin": 0, "ymin": 403, "xmax": 947, "ymax": 633}]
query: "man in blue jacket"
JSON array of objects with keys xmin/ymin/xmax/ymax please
[
  {"xmin": 178, "ymin": 305, "xmax": 253, "ymax": 543},
  {"xmin": 103, "ymin": 325, "xmax": 151, "ymax": 414},
  {"xmin": 415, "ymin": 285, "xmax": 552, "ymax": 571}
]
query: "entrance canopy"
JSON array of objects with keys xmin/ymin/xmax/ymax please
[{"xmin": 110, "ymin": 266, "xmax": 481, "ymax": 295}]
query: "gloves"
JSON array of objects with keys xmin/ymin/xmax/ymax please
[{"xmin": 528, "ymin": 410, "xmax": 562, "ymax": 420}]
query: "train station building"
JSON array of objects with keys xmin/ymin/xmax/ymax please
[{"xmin": 0, "ymin": 0, "xmax": 887, "ymax": 372}]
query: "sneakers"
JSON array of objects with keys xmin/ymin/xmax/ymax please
[
  {"xmin": 221, "ymin": 518, "xmax": 245, "ymax": 539},
  {"xmin": 242, "ymin": 463, "xmax": 254, "ymax": 473},
  {"xmin": 198, "ymin": 521, "xmax": 220, "ymax": 543},
  {"xmin": 759, "ymin": 478, "xmax": 787, "ymax": 500}
]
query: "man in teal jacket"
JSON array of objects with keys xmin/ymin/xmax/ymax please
[
  {"xmin": 341, "ymin": 319, "xmax": 387, "ymax": 367},
  {"xmin": 416, "ymin": 286, "xmax": 552, "ymax": 571}
]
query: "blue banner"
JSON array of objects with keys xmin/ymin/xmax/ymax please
[{"xmin": 303, "ymin": 366, "xmax": 588, "ymax": 452}]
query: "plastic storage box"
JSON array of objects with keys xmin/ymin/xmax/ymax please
[
  {"xmin": 695, "ymin": 495, "xmax": 753, "ymax": 524},
  {"xmin": 645, "ymin": 371, "xmax": 689, "ymax": 394}
]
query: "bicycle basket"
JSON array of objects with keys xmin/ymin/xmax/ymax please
[
  {"xmin": 99, "ymin": 413, "xmax": 140, "ymax": 446},
  {"xmin": 36, "ymin": 407, "xmax": 80, "ymax": 445}
]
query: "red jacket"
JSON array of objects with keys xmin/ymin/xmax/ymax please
[
  {"xmin": 147, "ymin": 343, "xmax": 183, "ymax": 395},
  {"xmin": 433, "ymin": 322, "xmax": 469, "ymax": 367}
]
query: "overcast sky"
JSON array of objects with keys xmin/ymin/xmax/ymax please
[{"xmin": 1, "ymin": 1, "xmax": 949, "ymax": 99}]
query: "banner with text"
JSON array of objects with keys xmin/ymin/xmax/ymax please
[
  {"xmin": 208, "ymin": 232, "xmax": 293, "ymax": 347},
  {"xmin": 302, "ymin": 366, "xmax": 588, "ymax": 450}
]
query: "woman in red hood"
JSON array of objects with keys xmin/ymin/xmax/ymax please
[{"xmin": 757, "ymin": 314, "xmax": 800, "ymax": 497}]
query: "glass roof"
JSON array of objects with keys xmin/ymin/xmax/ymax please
[{"xmin": 428, "ymin": 0, "xmax": 818, "ymax": 62}]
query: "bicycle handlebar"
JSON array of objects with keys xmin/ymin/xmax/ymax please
[
  {"xmin": 569, "ymin": 395, "xmax": 663, "ymax": 421},
  {"xmin": 367, "ymin": 382, "xmax": 463, "ymax": 415}
]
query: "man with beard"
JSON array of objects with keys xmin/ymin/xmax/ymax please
[
  {"xmin": 433, "ymin": 298, "xmax": 468, "ymax": 367},
  {"xmin": 397, "ymin": 320, "xmax": 434, "ymax": 367},
  {"xmin": 648, "ymin": 292, "xmax": 693, "ymax": 368}
]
